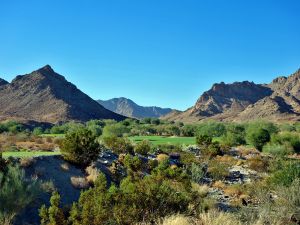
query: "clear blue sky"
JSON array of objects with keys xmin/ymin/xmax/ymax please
[{"xmin": 0, "ymin": 0, "xmax": 299, "ymax": 110}]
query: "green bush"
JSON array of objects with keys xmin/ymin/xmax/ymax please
[
  {"xmin": 0, "ymin": 166, "xmax": 41, "ymax": 224},
  {"xmin": 60, "ymin": 127, "xmax": 104, "ymax": 166},
  {"xmin": 221, "ymin": 124, "xmax": 246, "ymax": 147},
  {"xmin": 268, "ymin": 162, "xmax": 300, "ymax": 186},
  {"xmin": 262, "ymin": 143, "xmax": 293, "ymax": 157},
  {"xmin": 246, "ymin": 128, "xmax": 270, "ymax": 151},
  {"xmin": 134, "ymin": 140, "xmax": 151, "ymax": 155},
  {"xmin": 271, "ymin": 131, "xmax": 300, "ymax": 154},
  {"xmin": 102, "ymin": 136, "xmax": 134, "ymax": 154},
  {"xmin": 41, "ymin": 168, "xmax": 194, "ymax": 225}
]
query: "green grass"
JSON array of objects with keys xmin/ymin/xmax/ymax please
[
  {"xmin": 129, "ymin": 136, "xmax": 196, "ymax": 145},
  {"xmin": 2, "ymin": 151, "xmax": 61, "ymax": 158}
]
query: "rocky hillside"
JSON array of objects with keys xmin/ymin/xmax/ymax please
[
  {"xmin": 163, "ymin": 69, "xmax": 300, "ymax": 122},
  {"xmin": 98, "ymin": 97, "xmax": 173, "ymax": 119},
  {"xmin": 0, "ymin": 65, "xmax": 125, "ymax": 123}
]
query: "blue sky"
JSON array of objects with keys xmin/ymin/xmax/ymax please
[{"xmin": 0, "ymin": 0, "xmax": 299, "ymax": 110}]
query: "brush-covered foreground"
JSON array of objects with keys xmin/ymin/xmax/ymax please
[{"xmin": 0, "ymin": 118, "xmax": 300, "ymax": 225}]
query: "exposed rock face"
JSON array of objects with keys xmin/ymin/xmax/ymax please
[
  {"xmin": 0, "ymin": 65, "xmax": 125, "ymax": 123},
  {"xmin": 98, "ymin": 97, "xmax": 173, "ymax": 119},
  {"xmin": 163, "ymin": 69, "xmax": 300, "ymax": 122}
]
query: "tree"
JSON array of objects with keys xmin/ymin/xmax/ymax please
[
  {"xmin": 39, "ymin": 192, "xmax": 66, "ymax": 225},
  {"xmin": 0, "ymin": 166, "xmax": 41, "ymax": 224},
  {"xmin": 247, "ymin": 128, "xmax": 270, "ymax": 151},
  {"xmin": 196, "ymin": 134, "xmax": 212, "ymax": 148},
  {"xmin": 102, "ymin": 123, "xmax": 130, "ymax": 137},
  {"xmin": 134, "ymin": 140, "xmax": 151, "ymax": 155},
  {"xmin": 222, "ymin": 124, "xmax": 246, "ymax": 147},
  {"xmin": 33, "ymin": 127, "xmax": 44, "ymax": 136},
  {"xmin": 60, "ymin": 127, "xmax": 103, "ymax": 166},
  {"xmin": 102, "ymin": 136, "xmax": 134, "ymax": 154}
]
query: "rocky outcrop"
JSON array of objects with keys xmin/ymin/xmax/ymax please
[{"xmin": 163, "ymin": 68, "xmax": 300, "ymax": 122}]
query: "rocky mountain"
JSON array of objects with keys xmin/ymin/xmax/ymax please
[
  {"xmin": 162, "ymin": 69, "xmax": 300, "ymax": 122},
  {"xmin": 0, "ymin": 65, "xmax": 126, "ymax": 124},
  {"xmin": 98, "ymin": 97, "xmax": 173, "ymax": 119}
]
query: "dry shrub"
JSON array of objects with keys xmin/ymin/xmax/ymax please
[
  {"xmin": 223, "ymin": 184, "xmax": 244, "ymax": 197},
  {"xmin": 157, "ymin": 154, "xmax": 169, "ymax": 162},
  {"xmin": 70, "ymin": 176, "xmax": 90, "ymax": 189},
  {"xmin": 85, "ymin": 165, "xmax": 100, "ymax": 183},
  {"xmin": 160, "ymin": 214, "xmax": 193, "ymax": 225},
  {"xmin": 192, "ymin": 183, "xmax": 209, "ymax": 197},
  {"xmin": 19, "ymin": 157, "xmax": 35, "ymax": 168},
  {"xmin": 215, "ymin": 155, "xmax": 237, "ymax": 165},
  {"xmin": 45, "ymin": 137, "xmax": 52, "ymax": 143},
  {"xmin": 60, "ymin": 163, "xmax": 70, "ymax": 171},
  {"xmin": 247, "ymin": 156, "xmax": 269, "ymax": 172},
  {"xmin": 35, "ymin": 138, "xmax": 44, "ymax": 144},
  {"xmin": 213, "ymin": 180, "xmax": 226, "ymax": 189},
  {"xmin": 198, "ymin": 210, "xmax": 242, "ymax": 225}
]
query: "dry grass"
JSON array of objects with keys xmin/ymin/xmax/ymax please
[
  {"xmin": 60, "ymin": 163, "xmax": 70, "ymax": 171},
  {"xmin": 160, "ymin": 214, "xmax": 192, "ymax": 225},
  {"xmin": 198, "ymin": 210, "xmax": 242, "ymax": 225},
  {"xmin": 156, "ymin": 154, "xmax": 169, "ymax": 162},
  {"xmin": 70, "ymin": 176, "xmax": 90, "ymax": 189},
  {"xmin": 247, "ymin": 156, "xmax": 269, "ymax": 172},
  {"xmin": 212, "ymin": 180, "xmax": 226, "ymax": 189},
  {"xmin": 192, "ymin": 183, "xmax": 209, "ymax": 197},
  {"xmin": 85, "ymin": 165, "xmax": 100, "ymax": 183},
  {"xmin": 19, "ymin": 157, "xmax": 35, "ymax": 167}
]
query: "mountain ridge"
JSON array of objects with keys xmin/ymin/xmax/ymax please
[
  {"xmin": 0, "ymin": 65, "xmax": 126, "ymax": 124},
  {"xmin": 98, "ymin": 97, "xmax": 174, "ymax": 119},
  {"xmin": 162, "ymin": 69, "xmax": 300, "ymax": 122}
]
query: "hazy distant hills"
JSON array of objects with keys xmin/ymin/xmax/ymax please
[
  {"xmin": 162, "ymin": 69, "xmax": 300, "ymax": 122},
  {"xmin": 98, "ymin": 97, "xmax": 174, "ymax": 119},
  {"xmin": 0, "ymin": 65, "xmax": 125, "ymax": 124}
]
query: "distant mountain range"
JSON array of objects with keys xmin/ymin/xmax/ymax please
[
  {"xmin": 98, "ymin": 98, "xmax": 174, "ymax": 119},
  {"xmin": 0, "ymin": 65, "xmax": 125, "ymax": 124},
  {"xmin": 1, "ymin": 65, "xmax": 300, "ymax": 124},
  {"xmin": 162, "ymin": 69, "xmax": 300, "ymax": 122}
]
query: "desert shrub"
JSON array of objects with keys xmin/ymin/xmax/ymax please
[
  {"xmin": 33, "ymin": 127, "xmax": 44, "ymax": 136},
  {"xmin": 102, "ymin": 123, "xmax": 130, "ymax": 137},
  {"xmin": 221, "ymin": 124, "xmax": 246, "ymax": 147},
  {"xmin": 197, "ymin": 121, "xmax": 226, "ymax": 137},
  {"xmin": 0, "ymin": 166, "xmax": 41, "ymax": 224},
  {"xmin": 246, "ymin": 127, "xmax": 270, "ymax": 151},
  {"xmin": 124, "ymin": 154, "xmax": 142, "ymax": 172},
  {"xmin": 187, "ymin": 163, "xmax": 206, "ymax": 183},
  {"xmin": 159, "ymin": 214, "xmax": 192, "ymax": 225},
  {"xmin": 181, "ymin": 125, "xmax": 197, "ymax": 137},
  {"xmin": 44, "ymin": 168, "xmax": 194, "ymax": 225},
  {"xmin": 70, "ymin": 177, "xmax": 90, "ymax": 189},
  {"xmin": 238, "ymin": 179, "xmax": 300, "ymax": 224},
  {"xmin": 134, "ymin": 140, "xmax": 151, "ymax": 155},
  {"xmin": 19, "ymin": 157, "xmax": 36, "ymax": 168},
  {"xmin": 199, "ymin": 210, "xmax": 242, "ymax": 225},
  {"xmin": 262, "ymin": 143, "xmax": 293, "ymax": 157},
  {"xmin": 102, "ymin": 136, "xmax": 134, "ymax": 154},
  {"xmin": 268, "ymin": 162, "xmax": 300, "ymax": 186},
  {"xmin": 206, "ymin": 142, "xmax": 222, "ymax": 157},
  {"xmin": 60, "ymin": 127, "xmax": 104, "ymax": 166},
  {"xmin": 271, "ymin": 131, "xmax": 300, "ymax": 154},
  {"xmin": 247, "ymin": 156, "xmax": 269, "ymax": 173},
  {"xmin": 39, "ymin": 192, "xmax": 66, "ymax": 225},
  {"xmin": 196, "ymin": 134, "xmax": 212, "ymax": 148},
  {"xmin": 208, "ymin": 159, "xmax": 230, "ymax": 181}
]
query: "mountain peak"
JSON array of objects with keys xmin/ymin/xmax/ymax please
[{"xmin": 36, "ymin": 65, "xmax": 55, "ymax": 74}]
